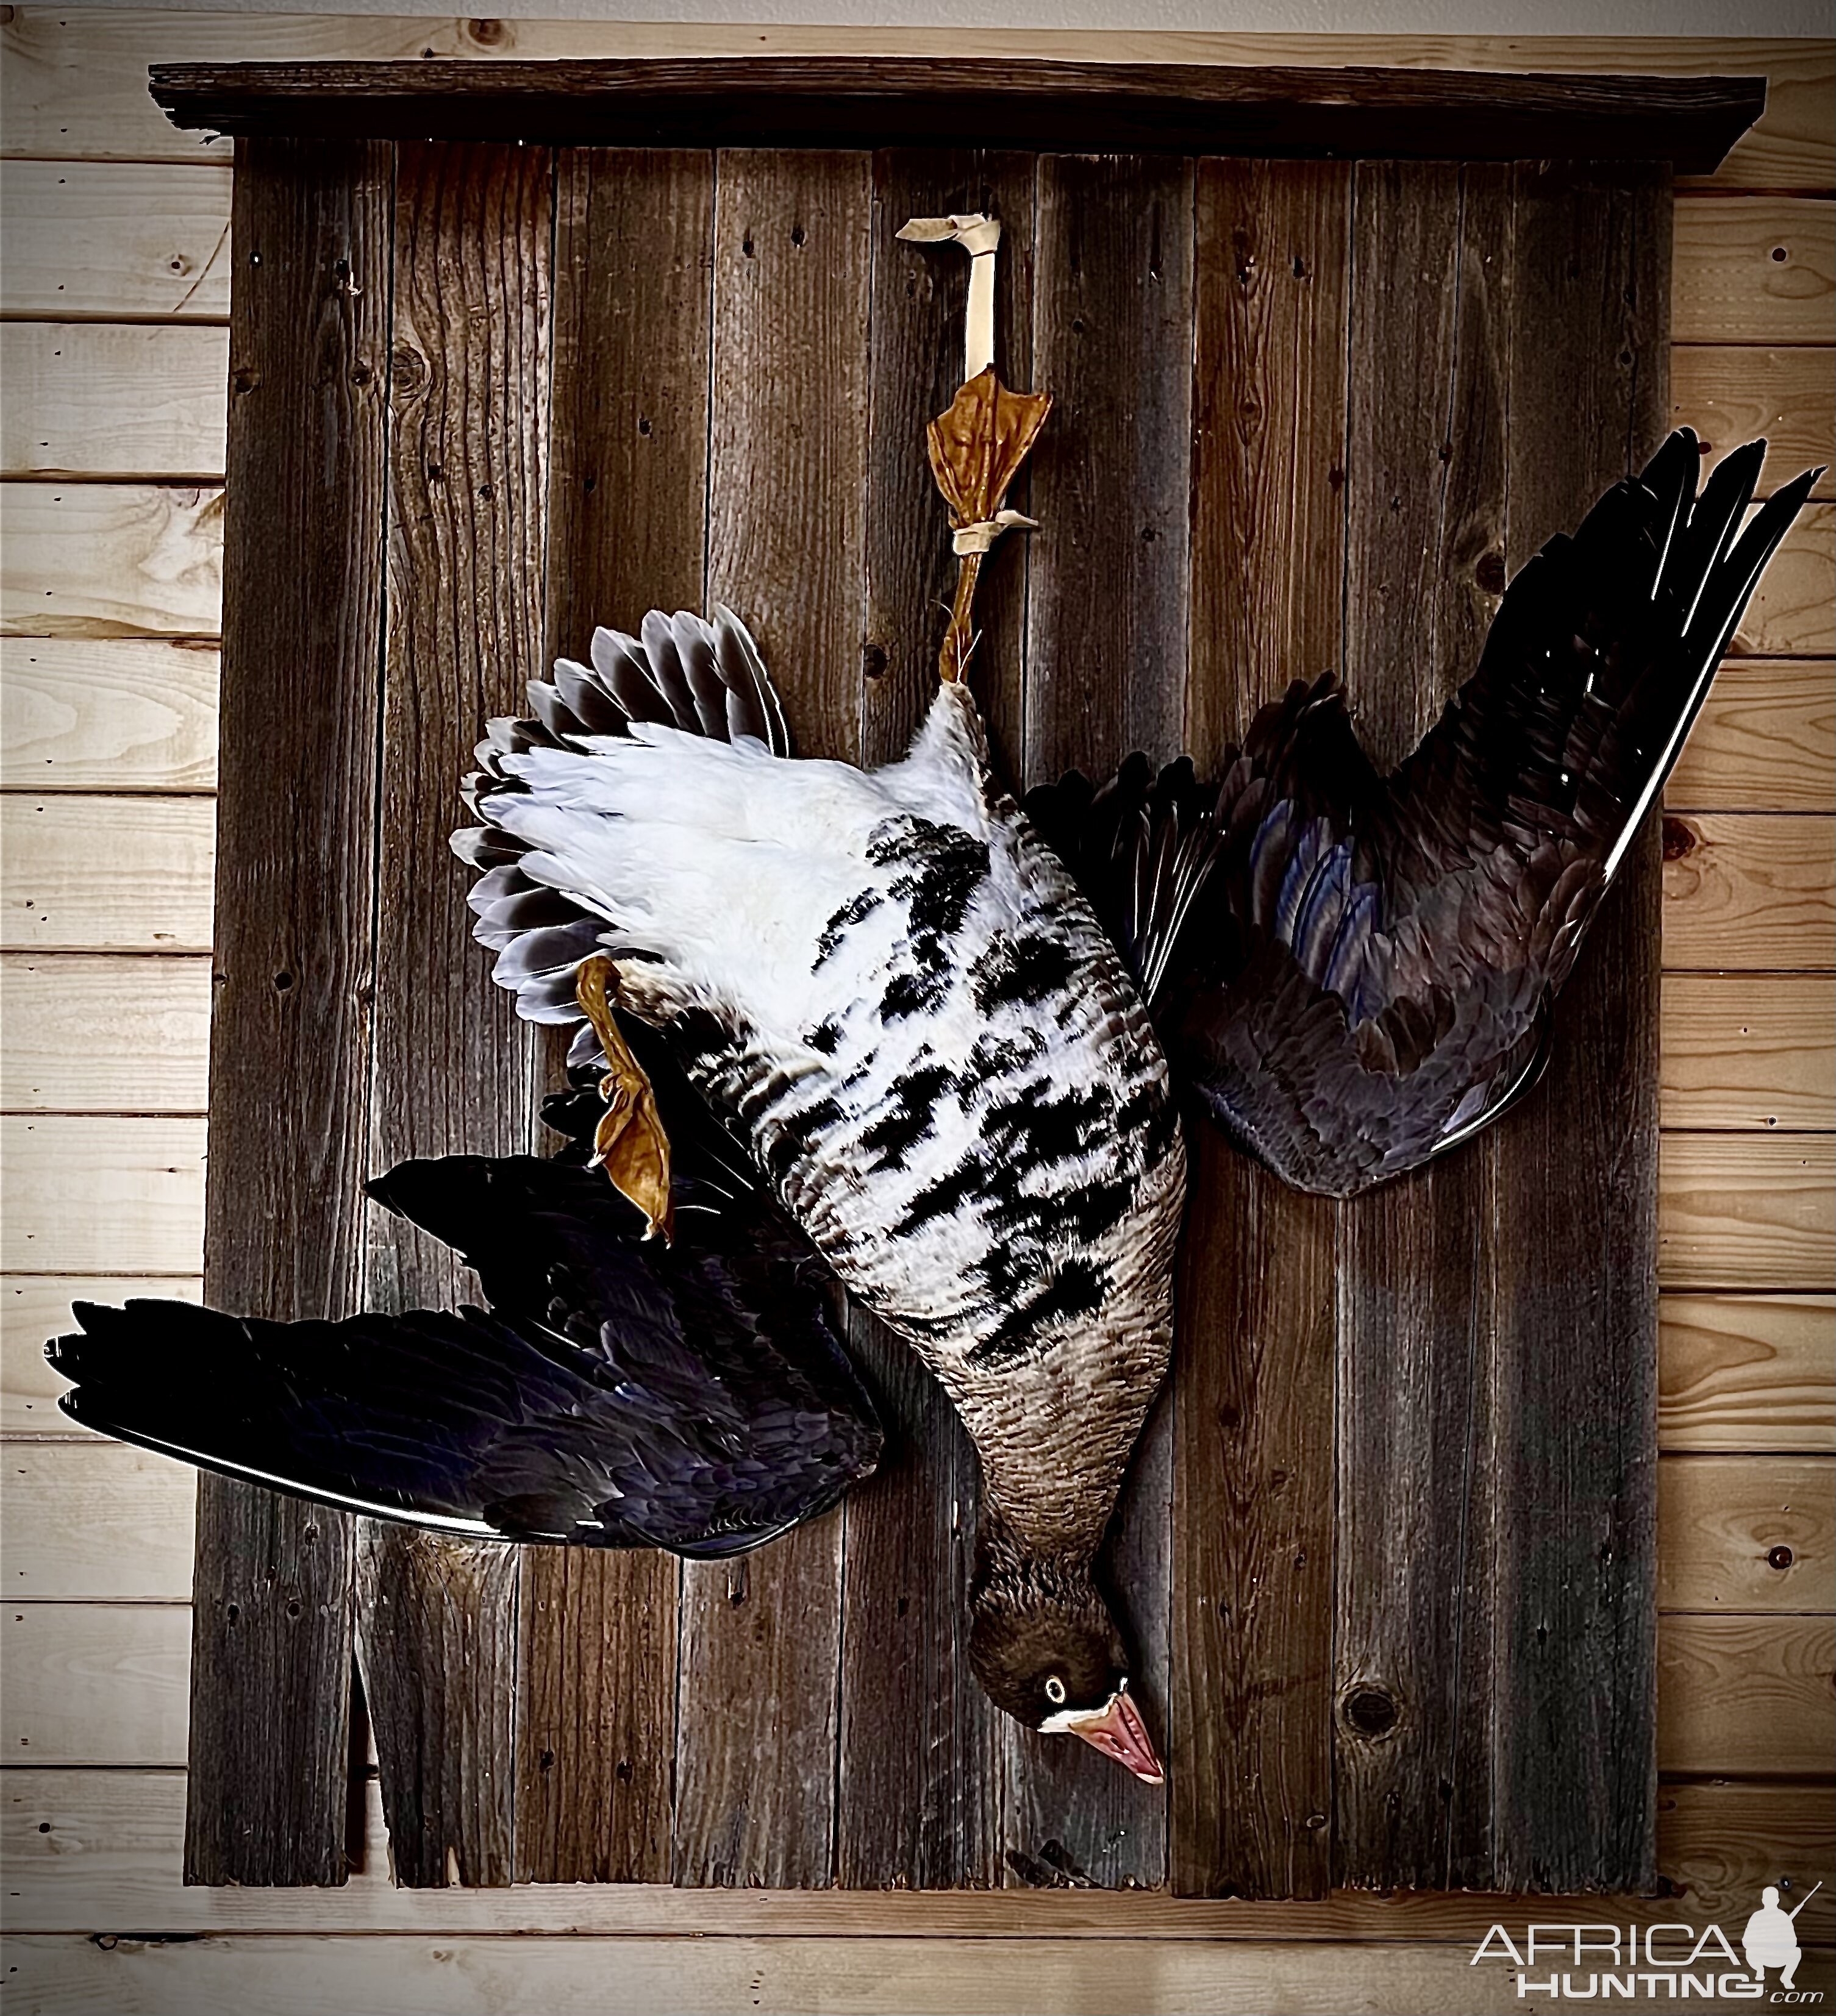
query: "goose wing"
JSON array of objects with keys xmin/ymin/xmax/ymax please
[
  {"xmin": 1026, "ymin": 432, "xmax": 1820, "ymax": 1197},
  {"xmin": 51, "ymin": 1125, "xmax": 881, "ymax": 1557}
]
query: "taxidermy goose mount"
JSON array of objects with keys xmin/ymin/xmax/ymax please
[{"xmin": 52, "ymin": 202, "xmax": 1820, "ymax": 1790}]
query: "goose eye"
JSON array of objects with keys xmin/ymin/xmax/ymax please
[{"xmin": 1045, "ymin": 1675, "xmax": 1066, "ymax": 1706}]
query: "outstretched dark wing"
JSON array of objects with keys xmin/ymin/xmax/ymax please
[
  {"xmin": 52, "ymin": 1151, "xmax": 881, "ymax": 1557},
  {"xmin": 1027, "ymin": 432, "xmax": 1820, "ymax": 1198}
]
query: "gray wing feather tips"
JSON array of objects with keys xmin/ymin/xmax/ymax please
[{"xmin": 448, "ymin": 606, "xmax": 790, "ymax": 1039}]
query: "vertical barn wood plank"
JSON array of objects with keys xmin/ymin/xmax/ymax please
[
  {"xmin": 837, "ymin": 148, "xmax": 1035, "ymax": 1892},
  {"xmin": 185, "ymin": 137, "xmax": 392, "ymax": 1889},
  {"xmin": 1174, "ymin": 157, "xmax": 1349, "ymax": 1902},
  {"xmin": 672, "ymin": 148, "xmax": 871, "ymax": 1889},
  {"xmin": 1013, "ymin": 150, "xmax": 1193, "ymax": 1892},
  {"xmin": 1333, "ymin": 160, "xmax": 1513, "ymax": 1894},
  {"xmin": 517, "ymin": 147, "xmax": 713, "ymax": 1887},
  {"xmin": 1481, "ymin": 160, "xmax": 1668, "ymax": 1895},
  {"xmin": 355, "ymin": 140, "xmax": 552, "ymax": 1892}
]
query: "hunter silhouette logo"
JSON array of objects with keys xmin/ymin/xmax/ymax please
[
  {"xmin": 1471, "ymin": 1879, "xmax": 1825, "ymax": 2001},
  {"xmin": 1745, "ymin": 1884, "xmax": 1821, "ymax": 1994}
]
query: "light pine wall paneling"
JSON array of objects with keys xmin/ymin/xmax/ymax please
[
  {"xmin": 1660, "ymin": 813, "xmax": 1835, "ymax": 972},
  {"xmin": 0, "ymin": 954, "xmax": 211, "ymax": 1112},
  {"xmin": 1659, "ymin": 973, "xmax": 1835, "ymax": 1130},
  {"xmin": 0, "ymin": 639, "xmax": 218, "ymax": 792},
  {"xmin": 1659, "ymin": 1294, "xmax": 1835, "ymax": 1452},
  {"xmin": 3, "ymin": 1277, "xmax": 202, "ymax": 1437},
  {"xmin": 1671, "ymin": 346, "xmax": 1833, "ymax": 502},
  {"xmin": 0, "ymin": 162, "xmax": 232, "ymax": 319},
  {"xmin": 1666, "ymin": 658, "xmax": 1834, "ymax": 813},
  {"xmin": 2, "ymin": 1770, "xmax": 1831, "ymax": 1941},
  {"xmin": 2, "ymin": 12, "xmax": 1830, "ymax": 194},
  {"xmin": 1656, "ymin": 1613, "xmax": 1836, "ymax": 1776},
  {"xmin": 0, "ymin": 797, "xmax": 215, "ymax": 953},
  {"xmin": 1659, "ymin": 1133, "xmax": 1836, "ymax": 1293},
  {"xmin": 0, "ymin": 324, "xmax": 228, "ymax": 482},
  {"xmin": 0, "ymin": 483, "xmax": 223, "ymax": 641},
  {"xmin": 0, "ymin": 1114, "xmax": 205, "ymax": 1275},
  {"xmin": 1732, "ymin": 501, "xmax": 1832, "ymax": 658},
  {"xmin": 1672, "ymin": 196, "xmax": 1835, "ymax": 346},
  {"xmin": 1656, "ymin": 1454, "xmax": 1834, "ymax": 1613}
]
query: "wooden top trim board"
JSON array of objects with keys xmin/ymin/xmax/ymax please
[{"xmin": 147, "ymin": 59, "xmax": 1765, "ymax": 168}]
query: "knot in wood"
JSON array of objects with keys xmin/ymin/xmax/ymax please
[{"xmin": 1341, "ymin": 1683, "xmax": 1399, "ymax": 1739}]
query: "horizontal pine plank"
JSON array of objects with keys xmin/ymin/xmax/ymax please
[
  {"xmin": 1, "ymin": 798, "xmax": 215, "ymax": 953},
  {"xmin": 0, "ymin": 1934, "xmax": 1606, "ymax": 2016},
  {"xmin": 3, "ymin": 1276, "xmax": 200, "ymax": 1436},
  {"xmin": 1657, "ymin": 1612, "xmax": 1835, "ymax": 1776},
  {"xmin": 0, "ymin": 1116, "xmax": 205, "ymax": 1274},
  {"xmin": 1733, "ymin": 501, "xmax": 1833, "ymax": 658},
  {"xmin": 0, "ymin": 638, "xmax": 218, "ymax": 793},
  {"xmin": 1660, "ymin": 1292, "xmax": 1835, "ymax": 1451},
  {"xmin": 4, "ymin": 1442, "xmax": 196, "ymax": 1598},
  {"xmin": 0, "ymin": 955, "xmax": 211, "ymax": 1111},
  {"xmin": 1660, "ymin": 813, "xmax": 1834, "ymax": 971},
  {"xmin": 0, "ymin": 324, "xmax": 227, "ymax": 480},
  {"xmin": 0, "ymin": 1602, "xmax": 190, "ymax": 1765},
  {"xmin": 1, "ymin": 1772, "xmax": 1826, "ymax": 1942},
  {"xmin": 1656, "ymin": 1453, "xmax": 1834, "ymax": 1612},
  {"xmin": 3, "ymin": 12, "xmax": 1826, "ymax": 190},
  {"xmin": 1659, "ymin": 1133, "xmax": 1836, "ymax": 1292},
  {"xmin": 1671, "ymin": 346, "xmax": 1834, "ymax": 502},
  {"xmin": 1667, "ymin": 658, "xmax": 1834, "ymax": 813},
  {"xmin": 0, "ymin": 161, "xmax": 232, "ymax": 319},
  {"xmin": 0, "ymin": 483, "xmax": 223, "ymax": 639},
  {"xmin": 1673, "ymin": 196, "xmax": 1835, "ymax": 346},
  {"xmin": 1659, "ymin": 973, "xmax": 1834, "ymax": 1128}
]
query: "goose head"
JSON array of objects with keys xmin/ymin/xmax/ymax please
[{"xmin": 968, "ymin": 1539, "xmax": 1164, "ymax": 1783}]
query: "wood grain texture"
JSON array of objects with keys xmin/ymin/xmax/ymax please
[
  {"xmin": 0, "ymin": 1932, "xmax": 1659, "ymax": 2016},
  {"xmin": 0, "ymin": 160, "xmax": 232, "ymax": 319},
  {"xmin": 1670, "ymin": 346, "xmax": 1834, "ymax": 504},
  {"xmin": 1477, "ymin": 158, "xmax": 1668, "ymax": 1898},
  {"xmin": 1659, "ymin": 974, "xmax": 1834, "ymax": 1129},
  {"xmin": 1657, "ymin": 1612, "xmax": 1835, "ymax": 1776},
  {"xmin": 1666, "ymin": 658, "xmax": 1834, "ymax": 814},
  {"xmin": 1660, "ymin": 1133, "xmax": 1836, "ymax": 1292},
  {"xmin": 1732, "ymin": 502, "xmax": 1834, "ymax": 659},
  {"xmin": 1334, "ymin": 159, "xmax": 1513, "ymax": 1900},
  {"xmin": 0, "ymin": 797, "xmax": 215, "ymax": 953},
  {"xmin": 1672, "ymin": 196, "xmax": 1834, "ymax": 346},
  {"xmin": 0, "ymin": 1770, "xmax": 1828, "ymax": 1942},
  {"xmin": 2, "ymin": 1441, "xmax": 197, "ymax": 1598},
  {"xmin": 3, "ymin": 1770, "xmax": 1830, "ymax": 1943},
  {"xmin": 837, "ymin": 147, "xmax": 1034, "ymax": 1893},
  {"xmin": 0, "ymin": 953, "xmax": 211, "ymax": 1112},
  {"xmin": 185, "ymin": 134, "xmax": 393, "ymax": 1890},
  {"xmin": 1176, "ymin": 155, "xmax": 1348, "ymax": 1904},
  {"xmin": 1657, "ymin": 1454, "xmax": 1835, "ymax": 1612},
  {"xmin": 520, "ymin": 144, "xmax": 715, "ymax": 1890},
  {"xmin": 5, "ymin": 12, "xmax": 1827, "ymax": 190},
  {"xmin": 1660, "ymin": 1293, "xmax": 1835, "ymax": 1451},
  {"xmin": 1015, "ymin": 147, "xmax": 1195, "ymax": 1895},
  {"xmin": 0, "ymin": 483, "xmax": 222, "ymax": 639},
  {"xmin": 353, "ymin": 140, "xmax": 554, "ymax": 1893},
  {"xmin": 1661, "ymin": 814, "xmax": 1835, "ymax": 971},
  {"xmin": 3, "ymin": 1276, "xmax": 202, "ymax": 1437},
  {"xmin": 0, "ymin": 639, "xmax": 218, "ymax": 793},
  {"xmin": 0, "ymin": 323, "xmax": 228, "ymax": 481},
  {"xmin": 0, "ymin": 1114, "xmax": 204, "ymax": 1274},
  {"xmin": 672, "ymin": 148, "xmax": 871, "ymax": 1891},
  {"xmin": 1, "ymin": 1604, "xmax": 191, "ymax": 1765}
]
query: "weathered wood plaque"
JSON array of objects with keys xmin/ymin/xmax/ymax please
[{"xmin": 168, "ymin": 59, "xmax": 1735, "ymax": 1897}]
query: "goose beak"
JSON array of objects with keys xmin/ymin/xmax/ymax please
[{"xmin": 1042, "ymin": 1683, "xmax": 1165, "ymax": 1784}]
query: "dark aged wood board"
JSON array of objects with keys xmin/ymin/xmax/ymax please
[
  {"xmin": 1334, "ymin": 157, "xmax": 1513, "ymax": 1893},
  {"xmin": 838, "ymin": 147, "xmax": 1034, "ymax": 1892},
  {"xmin": 517, "ymin": 146, "xmax": 714, "ymax": 1890},
  {"xmin": 149, "ymin": 60, "xmax": 1763, "ymax": 174},
  {"xmin": 353, "ymin": 140, "xmax": 554, "ymax": 1891},
  {"xmin": 188, "ymin": 129, "xmax": 1672, "ymax": 1897},
  {"xmin": 1174, "ymin": 156, "xmax": 1349, "ymax": 1901},
  {"xmin": 670, "ymin": 149, "xmax": 874, "ymax": 1890},
  {"xmin": 185, "ymin": 135, "xmax": 391, "ymax": 1890}
]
